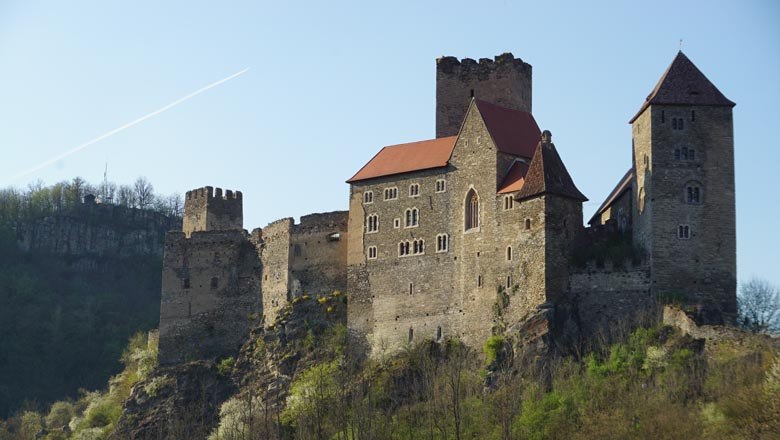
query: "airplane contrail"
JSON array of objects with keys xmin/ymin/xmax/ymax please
[{"xmin": 7, "ymin": 67, "xmax": 250, "ymax": 184}]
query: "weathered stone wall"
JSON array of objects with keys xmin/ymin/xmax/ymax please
[
  {"xmin": 597, "ymin": 187, "xmax": 632, "ymax": 232},
  {"xmin": 182, "ymin": 187, "xmax": 243, "ymax": 238},
  {"xmin": 158, "ymin": 230, "xmax": 261, "ymax": 365},
  {"xmin": 632, "ymin": 105, "xmax": 736, "ymax": 324},
  {"xmin": 290, "ymin": 211, "xmax": 348, "ymax": 297},
  {"xmin": 259, "ymin": 218, "xmax": 293, "ymax": 324},
  {"xmin": 569, "ymin": 263, "xmax": 653, "ymax": 338},
  {"xmin": 436, "ymin": 53, "xmax": 532, "ymax": 138},
  {"xmin": 14, "ymin": 201, "xmax": 179, "ymax": 257}
]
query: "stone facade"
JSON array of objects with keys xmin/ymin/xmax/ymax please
[{"xmin": 182, "ymin": 186, "xmax": 243, "ymax": 237}]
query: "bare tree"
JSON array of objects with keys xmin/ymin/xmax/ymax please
[
  {"xmin": 738, "ymin": 277, "xmax": 780, "ymax": 335},
  {"xmin": 134, "ymin": 176, "xmax": 155, "ymax": 209}
]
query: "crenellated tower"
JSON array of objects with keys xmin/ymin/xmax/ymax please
[
  {"xmin": 436, "ymin": 52, "xmax": 532, "ymax": 138},
  {"xmin": 182, "ymin": 186, "xmax": 243, "ymax": 237},
  {"xmin": 630, "ymin": 51, "xmax": 737, "ymax": 324}
]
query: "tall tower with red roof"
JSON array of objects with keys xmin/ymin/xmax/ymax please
[{"xmin": 630, "ymin": 51, "xmax": 737, "ymax": 324}]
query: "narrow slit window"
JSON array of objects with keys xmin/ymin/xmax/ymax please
[{"xmin": 506, "ymin": 246, "xmax": 512, "ymax": 261}]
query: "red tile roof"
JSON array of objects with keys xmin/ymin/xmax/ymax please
[
  {"xmin": 515, "ymin": 131, "xmax": 587, "ymax": 202},
  {"xmin": 630, "ymin": 51, "xmax": 735, "ymax": 123},
  {"xmin": 588, "ymin": 168, "xmax": 633, "ymax": 225},
  {"xmin": 475, "ymin": 100, "xmax": 541, "ymax": 158},
  {"xmin": 497, "ymin": 161, "xmax": 529, "ymax": 194},
  {"xmin": 347, "ymin": 136, "xmax": 457, "ymax": 183}
]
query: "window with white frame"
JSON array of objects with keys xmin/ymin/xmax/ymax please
[
  {"xmin": 405, "ymin": 208, "xmax": 419, "ymax": 228},
  {"xmin": 366, "ymin": 214, "xmax": 379, "ymax": 233},
  {"xmin": 363, "ymin": 191, "xmax": 374, "ymax": 204},
  {"xmin": 435, "ymin": 179, "xmax": 447, "ymax": 193},
  {"xmin": 399, "ymin": 239, "xmax": 424, "ymax": 256},
  {"xmin": 394, "ymin": 218, "xmax": 401, "ymax": 229},
  {"xmin": 367, "ymin": 246, "xmax": 377, "ymax": 259},
  {"xmin": 409, "ymin": 183, "xmax": 420, "ymax": 197},
  {"xmin": 678, "ymin": 225, "xmax": 691, "ymax": 239},
  {"xmin": 503, "ymin": 195, "xmax": 514, "ymax": 210},
  {"xmin": 686, "ymin": 184, "xmax": 702, "ymax": 204},
  {"xmin": 384, "ymin": 187, "xmax": 398, "ymax": 200},
  {"xmin": 436, "ymin": 234, "xmax": 449, "ymax": 252}
]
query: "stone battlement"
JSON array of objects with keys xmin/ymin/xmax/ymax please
[
  {"xmin": 436, "ymin": 52, "xmax": 531, "ymax": 75},
  {"xmin": 185, "ymin": 186, "xmax": 242, "ymax": 202}
]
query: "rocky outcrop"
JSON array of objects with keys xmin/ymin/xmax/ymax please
[{"xmin": 14, "ymin": 202, "xmax": 180, "ymax": 258}]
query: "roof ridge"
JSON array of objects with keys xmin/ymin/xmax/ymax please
[{"xmin": 515, "ymin": 131, "xmax": 587, "ymax": 202}]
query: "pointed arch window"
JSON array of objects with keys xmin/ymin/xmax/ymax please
[{"xmin": 465, "ymin": 189, "xmax": 479, "ymax": 231}]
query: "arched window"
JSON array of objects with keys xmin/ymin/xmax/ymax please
[
  {"xmin": 363, "ymin": 191, "xmax": 373, "ymax": 204},
  {"xmin": 465, "ymin": 189, "xmax": 479, "ymax": 231},
  {"xmin": 436, "ymin": 234, "xmax": 449, "ymax": 252},
  {"xmin": 503, "ymin": 195, "xmax": 514, "ymax": 210},
  {"xmin": 366, "ymin": 214, "xmax": 379, "ymax": 233},
  {"xmin": 506, "ymin": 246, "xmax": 512, "ymax": 261}
]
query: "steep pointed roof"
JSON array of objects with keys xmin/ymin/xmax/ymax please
[
  {"xmin": 497, "ymin": 161, "xmax": 530, "ymax": 194},
  {"xmin": 515, "ymin": 131, "xmax": 587, "ymax": 202},
  {"xmin": 630, "ymin": 51, "xmax": 735, "ymax": 123},
  {"xmin": 474, "ymin": 99, "xmax": 541, "ymax": 158}
]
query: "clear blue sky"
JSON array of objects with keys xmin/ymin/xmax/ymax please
[{"xmin": 1, "ymin": 1, "xmax": 778, "ymax": 287}]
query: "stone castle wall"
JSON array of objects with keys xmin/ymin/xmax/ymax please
[
  {"xmin": 436, "ymin": 53, "xmax": 532, "ymax": 138},
  {"xmin": 259, "ymin": 218, "xmax": 293, "ymax": 324},
  {"xmin": 158, "ymin": 230, "xmax": 260, "ymax": 365}
]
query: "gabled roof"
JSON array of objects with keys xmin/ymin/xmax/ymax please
[
  {"xmin": 475, "ymin": 99, "xmax": 541, "ymax": 158},
  {"xmin": 630, "ymin": 51, "xmax": 735, "ymax": 123},
  {"xmin": 347, "ymin": 136, "xmax": 457, "ymax": 183},
  {"xmin": 515, "ymin": 131, "xmax": 588, "ymax": 202},
  {"xmin": 497, "ymin": 161, "xmax": 529, "ymax": 194},
  {"xmin": 587, "ymin": 168, "xmax": 633, "ymax": 225}
]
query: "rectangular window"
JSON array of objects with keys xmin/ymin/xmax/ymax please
[
  {"xmin": 477, "ymin": 275, "xmax": 483, "ymax": 288},
  {"xmin": 409, "ymin": 183, "xmax": 420, "ymax": 197},
  {"xmin": 363, "ymin": 191, "xmax": 373, "ymax": 204},
  {"xmin": 435, "ymin": 179, "xmax": 447, "ymax": 193},
  {"xmin": 384, "ymin": 187, "xmax": 398, "ymax": 200},
  {"xmin": 394, "ymin": 218, "xmax": 401, "ymax": 229},
  {"xmin": 367, "ymin": 246, "xmax": 377, "ymax": 260},
  {"xmin": 678, "ymin": 225, "xmax": 691, "ymax": 239}
]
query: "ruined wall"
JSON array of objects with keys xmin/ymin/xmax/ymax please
[
  {"xmin": 259, "ymin": 218, "xmax": 292, "ymax": 324},
  {"xmin": 436, "ymin": 53, "xmax": 532, "ymax": 138},
  {"xmin": 158, "ymin": 230, "xmax": 260, "ymax": 365},
  {"xmin": 569, "ymin": 263, "xmax": 653, "ymax": 339},
  {"xmin": 290, "ymin": 211, "xmax": 348, "ymax": 296},
  {"xmin": 182, "ymin": 187, "xmax": 243, "ymax": 237},
  {"xmin": 14, "ymin": 201, "xmax": 178, "ymax": 257}
]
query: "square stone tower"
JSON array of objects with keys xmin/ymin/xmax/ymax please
[
  {"xmin": 436, "ymin": 53, "xmax": 532, "ymax": 138},
  {"xmin": 182, "ymin": 186, "xmax": 243, "ymax": 237},
  {"xmin": 630, "ymin": 52, "xmax": 737, "ymax": 324}
]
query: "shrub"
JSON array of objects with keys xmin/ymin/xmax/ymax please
[
  {"xmin": 217, "ymin": 357, "xmax": 236, "ymax": 376},
  {"xmin": 484, "ymin": 335, "xmax": 506, "ymax": 366}
]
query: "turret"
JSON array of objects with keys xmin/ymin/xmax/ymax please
[{"xmin": 182, "ymin": 186, "xmax": 243, "ymax": 237}]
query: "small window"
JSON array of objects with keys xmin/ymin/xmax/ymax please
[
  {"xmin": 678, "ymin": 225, "xmax": 691, "ymax": 239},
  {"xmin": 525, "ymin": 219, "xmax": 531, "ymax": 230},
  {"xmin": 477, "ymin": 275, "xmax": 483, "ymax": 288},
  {"xmin": 436, "ymin": 179, "xmax": 447, "ymax": 193},
  {"xmin": 408, "ymin": 327, "xmax": 414, "ymax": 343},
  {"xmin": 210, "ymin": 277, "xmax": 219, "ymax": 289},
  {"xmin": 503, "ymin": 195, "xmax": 514, "ymax": 210},
  {"xmin": 367, "ymin": 246, "xmax": 377, "ymax": 260},
  {"xmin": 409, "ymin": 183, "xmax": 420, "ymax": 197},
  {"xmin": 506, "ymin": 275, "xmax": 512, "ymax": 289},
  {"xmin": 399, "ymin": 241, "xmax": 410, "ymax": 256},
  {"xmin": 405, "ymin": 208, "xmax": 419, "ymax": 228},
  {"xmin": 506, "ymin": 246, "xmax": 512, "ymax": 261},
  {"xmin": 384, "ymin": 187, "xmax": 398, "ymax": 200},
  {"xmin": 436, "ymin": 234, "xmax": 449, "ymax": 253},
  {"xmin": 409, "ymin": 282, "xmax": 414, "ymax": 295},
  {"xmin": 366, "ymin": 214, "xmax": 379, "ymax": 233},
  {"xmin": 672, "ymin": 117, "xmax": 684, "ymax": 130},
  {"xmin": 183, "ymin": 278, "xmax": 191, "ymax": 289},
  {"xmin": 436, "ymin": 326, "xmax": 442, "ymax": 342},
  {"xmin": 394, "ymin": 218, "xmax": 401, "ymax": 229},
  {"xmin": 363, "ymin": 191, "xmax": 374, "ymax": 204},
  {"xmin": 686, "ymin": 185, "xmax": 702, "ymax": 204},
  {"xmin": 327, "ymin": 232, "xmax": 340, "ymax": 242},
  {"xmin": 661, "ymin": 110, "xmax": 665, "ymax": 123}
]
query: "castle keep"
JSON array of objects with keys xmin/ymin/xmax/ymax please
[{"xmin": 158, "ymin": 51, "xmax": 737, "ymax": 364}]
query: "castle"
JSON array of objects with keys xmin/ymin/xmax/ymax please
[{"xmin": 158, "ymin": 51, "xmax": 737, "ymax": 364}]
